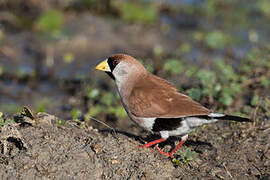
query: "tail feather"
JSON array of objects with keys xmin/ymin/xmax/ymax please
[{"xmin": 208, "ymin": 113, "xmax": 251, "ymax": 122}]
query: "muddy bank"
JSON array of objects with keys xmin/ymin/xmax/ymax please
[{"xmin": 0, "ymin": 112, "xmax": 269, "ymax": 179}]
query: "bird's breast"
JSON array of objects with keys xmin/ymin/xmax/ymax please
[{"xmin": 119, "ymin": 95, "xmax": 154, "ymax": 131}]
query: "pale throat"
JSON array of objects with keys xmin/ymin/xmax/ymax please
[
  {"xmin": 113, "ymin": 63, "xmax": 147, "ymax": 103},
  {"xmin": 115, "ymin": 75, "xmax": 134, "ymax": 97},
  {"xmin": 113, "ymin": 64, "xmax": 136, "ymax": 96}
]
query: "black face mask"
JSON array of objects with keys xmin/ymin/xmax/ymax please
[
  {"xmin": 106, "ymin": 71, "xmax": 115, "ymax": 80},
  {"xmin": 106, "ymin": 57, "xmax": 120, "ymax": 80}
]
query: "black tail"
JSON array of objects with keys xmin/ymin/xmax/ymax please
[
  {"xmin": 216, "ymin": 115, "xmax": 252, "ymax": 122},
  {"xmin": 207, "ymin": 113, "xmax": 252, "ymax": 122}
]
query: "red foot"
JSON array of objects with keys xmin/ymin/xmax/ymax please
[
  {"xmin": 139, "ymin": 138, "xmax": 186, "ymax": 157},
  {"xmin": 155, "ymin": 140, "xmax": 186, "ymax": 157},
  {"xmin": 154, "ymin": 145, "xmax": 172, "ymax": 157}
]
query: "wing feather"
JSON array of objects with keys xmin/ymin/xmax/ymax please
[{"xmin": 128, "ymin": 74, "xmax": 210, "ymax": 118}]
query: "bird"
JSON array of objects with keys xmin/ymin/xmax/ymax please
[{"xmin": 95, "ymin": 54, "xmax": 251, "ymax": 157}]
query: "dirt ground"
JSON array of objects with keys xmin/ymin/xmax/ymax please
[{"xmin": 0, "ymin": 112, "xmax": 269, "ymax": 180}]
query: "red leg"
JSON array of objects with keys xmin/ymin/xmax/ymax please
[
  {"xmin": 139, "ymin": 135, "xmax": 188, "ymax": 157},
  {"xmin": 138, "ymin": 138, "xmax": 166, "ymax": 148},
  {"xmin": 155, "ymin": 144, "xmax": 171, "ymax": 156},
  {"xmin": 168, "ymin": 139, "xmax": 186, "ymax": 156},
  {"xmin": 155, "ymin": 139, "xmax": 187, "ymax": 157}
]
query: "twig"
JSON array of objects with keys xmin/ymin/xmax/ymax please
[
  {"xmin": 223, "ymin": 162, "xmax": 234, "ymax": 180},
  {"xmin": 87, "ymin": 116, "xmax": 118, "ymax": 140},
  {"xmin": 251, "ymin": 163, "xmax": 263, "ymax": 178}
]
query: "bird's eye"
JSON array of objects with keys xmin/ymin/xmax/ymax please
[
  {"xmin": 107, "ymin": 57, "xmax": 120, "ymax": 72},
  {"xmin": 112, "ymin": 60, "xmax": 119, "ymax": 67}
]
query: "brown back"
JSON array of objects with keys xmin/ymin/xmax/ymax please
[{"xmin": 128, "ymin": 73, "xmax": 210, "ymax": 118}]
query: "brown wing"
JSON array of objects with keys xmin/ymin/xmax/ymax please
[{"xmin": 128, "ymin": 74, "xmax": 210, "ymax": 118}]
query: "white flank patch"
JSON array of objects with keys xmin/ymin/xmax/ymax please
[
  {"xmin": 185, "ymin": 117, "xmax": 217, "ymax": 127},
  {"xmin": 160, "ymin": 131, "xmax": 169, "ymax": 139},
  {"xmin": 161, "ymin": 131, "xmax": 189, "ymax": 140},
  {"xmin": 166, "ymin": 120, "xmax": 191, "ymax": 137},
  {"xmin": 140, "ymin": 117, "xmax": 156, "ymax": 131},
  {"xmin": 209, "ymin": 113, "xmax": 225, "ymax": 117}
]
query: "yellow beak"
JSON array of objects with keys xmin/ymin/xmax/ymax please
[{"xmin": 95, "ymin": 59, "xmax": 111, "ymax": 72}]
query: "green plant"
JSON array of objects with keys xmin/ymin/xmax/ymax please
[
  {"xmin": 101, "ymin": 92, "xmax": 115, "ymax": 106},
  {"xmin": 188, "ymin": 88, "xmax": 202, "ymax": 101},
  {"xmin": 180, "ymin": 148, "xmax": 197, "ymax": 163},
  {"xmin": 205, "ymin": 31, "xmax": 231, "ymax": 49},
  {"xmin": 164, "ymin": 59, "xmax": 184, "ymax": 75},
  {"xmin": 84, "ymin": 85, "xmax": 128, "ymax": 120},
  {"xmin": 0, "ymin": 112, "xmax": 15, "ymax": 126},
  {"xmin": 35, "ymin": 98, "xmax": 51, "ymax": 113},
  {"xmin": 35, "ymin": 9, "xmax": 64, "ymax": 41},
  {"xmin": 54, "ymin": 119, "xmax": 66, "ymax": 126},
  {"xmin": 86, "ymin": 105, "xmax": 103, "ymax": 117},
  {"xmin": 172, "ymin": 158, "xmax": 181, "ymax": 166},
  {"xmin": 108, "ymin": 106, "xmax": 127, "ymax": 118},
  {"xmin": 86, "ymin": 88, "xmax": 100, "ymax": 99},
  {"xmin": 196, "ymin": 69, "xmax": 219, "ymax": 101},
  {"xmin": 71, "ymin": 109, "xmax": 82, "ymax": 120},
  {"xmin": 36, "ymin": 9, "xmax": 63, "ymax": 33},
  {"xmin": 258, "ymin": 0, "xmax": 270, "ymax": 17},
  {"xmin": 114, "ymin": 1, "xmax": 158, "ymax": 24},
  {"xmin": 179, "ymin": 43, "xmax": 191, "ymax": 54}
]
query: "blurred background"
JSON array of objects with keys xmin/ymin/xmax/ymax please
[{"xmin": 0, "ymin": 0, "xmax": 269, "ymax": 132}]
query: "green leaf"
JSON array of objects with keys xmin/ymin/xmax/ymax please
[
  {"xmin": 179, "ymin": 43, "xmax": 191, "ymax": 53},
  {"xmin": 88, "ymin": 105, "xmax": 103, "ymax": 117},
  {"xmin": 215, "ymin": 60, "xmax": 237, "ymax": 82},
  {"xmin": 172, "ymin": 158, "xmax": 181, "ymax": 166},
  {"xmin": 251, "ymin": 95, "xmax": 260, "ymax": 106},
  {"xmin": 258, "ymin": 0, "xmax": 270, "ymax": 17},
  {"xmin": 114, "ymin": 106, "xmax": 127, "ymax": 118},
  {"xmin": 220, "ymin": 94, "xmax": 233, "ymax": 106},
  {"xmin": 241, "ymin": 64, "xmax": 252, "ymax": 73},
  {"xmin": 230, "ymin": 83, "xmax": 242, "ymax": 94},
  {"xmin": 118, "ymin": 2, "xmax": 157, "ymax": 24},
  {"xmin": 108, "ymin": 106, "xmax": 126, "ymax": 118},
  {"xmin": 260, "ymin": 76, "xmax": 270, "ymax": 88},
  {"xmin": 36, "ymin": 9, "xmax": 64, "ymax": 33},
  {"xmin": 197, "ymin": 70, "xmax": 216, "ymax": 85},
  {"xmin": 206, "ymin": 31, "xmax": 229, "ymax": 49},
  {"xmin": 192, "ymin": 31, "xmax": 204, "ymax": 41},
  {"xmin": 180, "ymin": 148, "xmax": 197, "ymax": 163},
  {"xmin": 164, "ymin": 59, "xmax": 184, "ymax": 75},
  {"xmin": 87, "ymin": 88, "xmax": 100, "ymax": 99},
  {"xmin": 101, "ymin": 93, "xmax": 114, "ymax": 106},
  {"xmin": 222, "ymin": 87, "xmax": 234, "ymax": 96},
  {"xmin": 71, "ymin": 109, "xmax": 81, "ymax": 119},
  {"xmin": 188, "ymin": 88, "xmax": 202, "ymax": 101},
  {"xmin": 184, "ymin": 65, "xmax": 198, "ymax": 77}
]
